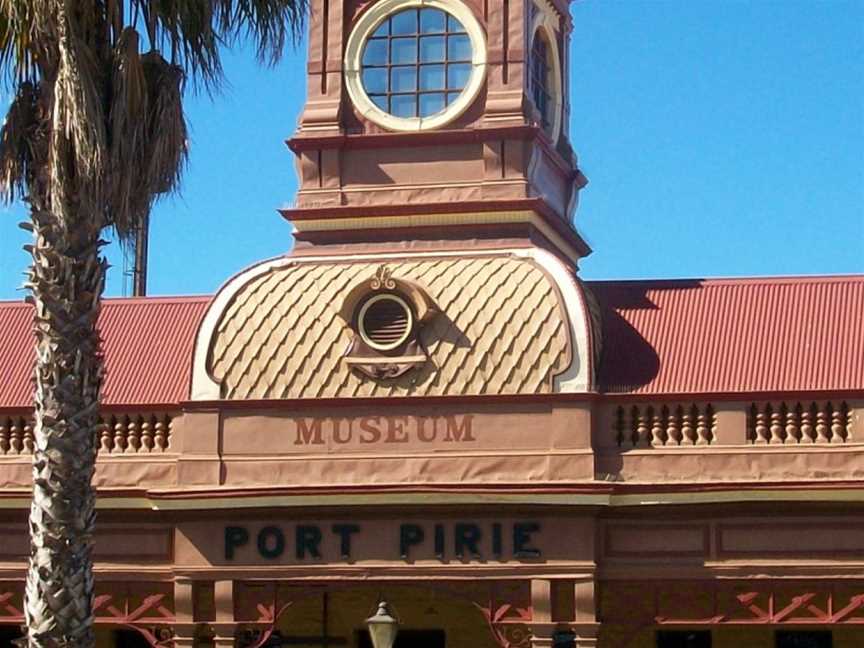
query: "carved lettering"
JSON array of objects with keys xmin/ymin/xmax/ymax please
[
  {"xmin": 417, "ymin": 416, "xmax": 437, "ymax": 442},
  {"xmin": 291, "ymin": 414, "xmax": 479, "ymax": 446},
  {"xmin": 444, "ymin": 415, "xmax": 475, "ymax": 442},
  {"xmin": 295, "ymin": 418, "xmax": 324, "ymax": 445},
  {"xmin": 387, "ymin": 416, "xmax": 409, "ymax": 443},
  {"xmin": 332, "ymin": 418, "xmax": 352, "ymax": 444},
  {"xmin": 359, "ymin": 416, "xmax": 383, "ymax": 443}
]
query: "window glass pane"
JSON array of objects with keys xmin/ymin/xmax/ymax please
[
  {"xmin": 362, "ymin": 68, "xmax": 387, "ymax": 94},
  {"xmin": 447, "ymin": 34, "xmax": 471, "ymax": 60},
  {"xmin": 391, "ymin": 9, "xmax": 417, "ymax": 35},
  {"xmin": 358, "ymin": 8, "xmax": 475, "ymax": 121},
  {"xmin": 391, "ymin": 66, "xmax": 417, "ymax": 92},
  {"xmin": 447, "ymin": 14, "xmax": 466, "ymax": 33},
  {"xmin": 419, "ymin": 93, "xmax": 446, "ymax": 117},
  {"xmin": 419, "ymin": 9, "xmax": 446, "ymax": 33},
  {"xmin": 447, "ymin": 63, "xmax": 471, "ymax": 89},
  {"xmin": 363, "ymin": 39, "xmax": 387, "ymax": 66},
  {"xmin": 372, "ymin": 19, "xmax": 389, "ymax": 38},
  {"xmin": 390, "ymin": 94, "xmax": 416, "ymax": 118},
  {"xmin": 419, "ymin": 64, "xmax": 445, "ymax": 90},
  {"xmin": 656, "ymin": 631, "xmax": 711, "ymax": 648},
  {"xmin": 419, "ymin": 36, "xmax": 446, "ymax": 62},
  {"xmin": 391, "ymin": 37, "xmax": 417, "ymax": 64},
  {"xmin": 776, "ymin": 631, "xmax": 832, "ymax": 648}
]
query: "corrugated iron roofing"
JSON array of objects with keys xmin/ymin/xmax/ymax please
[
  {"xmin": 0, "ymin": 297, "xmax": 210, "ymax": 409},
  {"xmin": 590, "ymin": 275, "xmax": 864, "ymax": 395},
  {"xmin": 1, "ymin": 275, "xmax": 862, "ymax": 407}
]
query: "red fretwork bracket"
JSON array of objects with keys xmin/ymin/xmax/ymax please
[
  {"xmin": 232, "ymin": 580, "xmax": 533, "ymax": 648},
  {"xmin": 639, "ymin": 582, "xmax": 864, "ymax": 626},
  {"xmin": 93, "ymin": 589, "xmax": 175, "ymax": 647},
  {"xmin": 0, "ymin": 590, "xmax": 24, "ymax": 624},
  {"xmin": 471, "ymin": 583, "xmax": 533, "ymax": 648}
]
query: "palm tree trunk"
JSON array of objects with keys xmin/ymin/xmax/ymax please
[{"xmin": 23, "ymin": 202, "xmax": 105, "ymax": 648}]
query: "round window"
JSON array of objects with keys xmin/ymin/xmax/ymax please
[
  {"xmin": 358, "ymin": 294, "xmax": 414, "ymax": 351},
  {"xmin": 345, "ymin": 0, "xmax": 487, "ymax": 131}
]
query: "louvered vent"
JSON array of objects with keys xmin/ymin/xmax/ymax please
[{"xmin": 358, "ymin": 294, "xmax": 413, "ymax": 351}]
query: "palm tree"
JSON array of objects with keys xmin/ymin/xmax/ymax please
[{"xmin": 0, "ymin": 1, "xmax": 305, "ymax": 645}]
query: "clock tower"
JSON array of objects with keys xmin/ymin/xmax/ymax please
[{"xmin": 284, "ymin": 0, "xmax": 590, "ymax": 263}]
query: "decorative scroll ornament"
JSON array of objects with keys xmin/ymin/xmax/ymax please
[{"xmin": 370, "ymin": 265, "xmax": 396, "ymax": 291}]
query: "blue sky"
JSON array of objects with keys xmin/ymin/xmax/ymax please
[{"xmin": 1, "ymin": 0, "xmax": 862, "ymax": 300}]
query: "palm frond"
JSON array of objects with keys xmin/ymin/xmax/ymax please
[
  {"xmin": 107, "ymin": 26, "xmax": 148, "ymax": 238},
  {"xmin": 0, "ymin": 0, "xmax": 49, "ymax": 87},
  {"xmin": 141, "ymin": 52, "xmax": 186, "ymax": 197},
  {"xmin": 218, "ymin": 0, "xmax": 307, "ymax": 66},
  {"xmin": 49, "ymin": 3, "xmax": 108, "ymax": 223},
  {"xmin": 0, "ymin": 79, "xmax": 38, "ymax": 202},
  {"xmin": 134, "ymin": 0, "xmax": 306, "ymax": 90}
]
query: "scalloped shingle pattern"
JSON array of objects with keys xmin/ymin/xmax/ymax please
[{"xmin": 208, "ymin": 256, "xmax": 570, "ymax": 399}]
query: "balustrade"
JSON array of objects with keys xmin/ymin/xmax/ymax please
[
  {"xmin": 614, "ymin": 404, "xmax": 716, "ymax": 448},
  {"xmin": 748, "ymin": 402, "xmax": 850, "ymax": 444},
  {"xmin": 0, "ymin": 413, "xmax": 174, "ymax": 455}
]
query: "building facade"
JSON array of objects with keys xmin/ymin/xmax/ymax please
[{"xmin": 1, "ymin": 0, "xmax": 863, "ymax": 647}]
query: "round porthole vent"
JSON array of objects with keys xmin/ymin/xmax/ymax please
[{"xmin": 358, "ymin": 294, "xmax": 414, "ymax": 351}]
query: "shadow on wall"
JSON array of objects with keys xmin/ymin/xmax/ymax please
[{"xmin": 588, "ymin": 279, "xmax": 705, "ymax": 394}]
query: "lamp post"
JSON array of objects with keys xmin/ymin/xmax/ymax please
[{"xmin": 366, "ymin": 600, "xmax": 399, "ymax": 648}]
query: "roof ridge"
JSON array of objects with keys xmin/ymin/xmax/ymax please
[
  {"xmin": 586, "ymin": 273, "xmax": 864, "ymax": 288},
  {"xmin": 0, "ymin": 294, "xmax": 213, "ymax": 308}
]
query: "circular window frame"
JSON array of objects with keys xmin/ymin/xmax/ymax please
[
  {"xmin": 529, "ymin": 13, "xmax": 562, "ymax": 143},
  {"xmin": 344, "ymin": 0, "xmax": 488, "ymax": 132},
  {"xmin": 357, "ymin": 293, "xmax": 415, "ymax": 351}
]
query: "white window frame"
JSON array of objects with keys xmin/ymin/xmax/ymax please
[{"xmin": 344, "ymin": 0, "xmax": 488, "ymax": 131}]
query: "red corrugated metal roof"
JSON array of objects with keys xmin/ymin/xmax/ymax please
[
  {"xmin": 0, "ymin": 296, "xmax": 210, "ymax": 409},
  {"xmin": 1, "ymin": 276, "xmax": 861, "ymax": 407},
  {"xmin": 590, "ymin": 275, "xmax": 864, "ymax": 395}
]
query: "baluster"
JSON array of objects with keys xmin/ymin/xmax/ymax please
[
  {"xmin": 794, "ymin": 403, "xmax": 813, "ymax": 444},
  {"xmin": 709, "ymin": 405, "xmax": 718, "ymax": 445},
  {"xmin": 615, "ymin": 406, "xmax": 629, "ymax": 448},
  {"xmin": 783, "ymin": 402, "xmax": 799, "ymax": 444},
  {"xmin": 9, "ymin": 419, "xmax": 22, "ymax": 454},
  {"xmin": 0, "ymin": 418, "xmax": 8, "ymax": 455},
  {"xmin": 98, "ymin": 418, "xmax": 113, "ymax": 454},
  {"xmin": 126, "ymin": 417, "xmax": 141, "ymax": 454},
  {"xmin": 155, "ymin": 416, "xmax": 169, "ymax": 452},
  {"xmin": 666, "ymin": 405, "xmax": 681, "ymax": 447},
  {"xmin": 113, "ymin": 416, "xmax": 128, "ymax": 454},
  {"xmin": 815, "ymin": 405, "xmax": 830, "ymax": 444},
  {"xmin": 650, "ymin": 407, "xmax": 664, "ymax": 447},
  {"xmin": 696, "ymin": 411, "xmax": 710, "ymax": 446},
  {"xmin": 635, "ymin": 409, "xmax": 650, "ymax": 448},
  {"xmin": 22, "ymin": 421, "xmax": 34, "ymax": 454},
  {"xmin": 753, "ymin": 405, "xmax": 768, "ymax": 444},
  {"xmin": 621, "ymin": 406, "xmax": 637, "ymax": 449},
  {"xmin": 769, "ymin": 405, "xmax": 784, "ymax": 444},
  {"xmin": 681, "ymin": 407, "xmax": 695, "ymax": 446},
  {"xmin": 830, "ymin": 402, "xmax": 845, "ymax": 444},
  {"xmin": 141, "ymin": 417, "xmax": 155, "ymax": 453},
  {"xmin": 842, "ymin": 402, "xmax": 851, "ymax": 442}
]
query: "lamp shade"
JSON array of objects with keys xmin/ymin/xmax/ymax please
[{"xmin": 366, "ymin": 600, "xmax": 399, "ymax": 648}]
